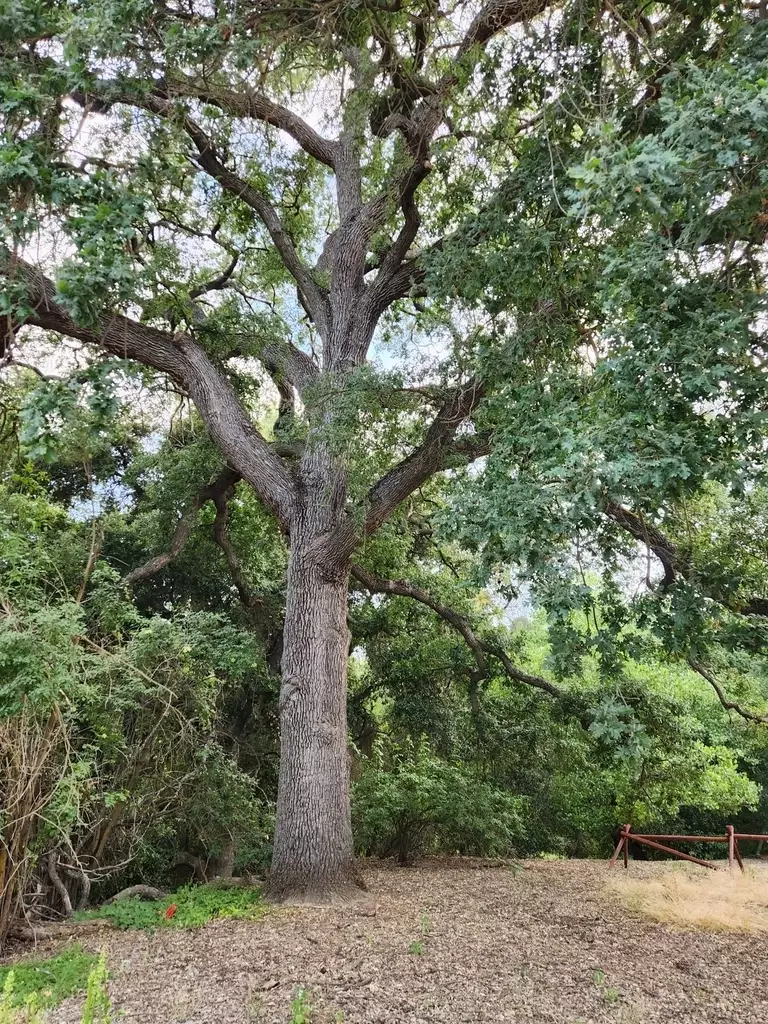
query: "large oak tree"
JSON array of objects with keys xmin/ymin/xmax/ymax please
[{"xmin": 2, "ymin": 0, "xmax": 767, "ymax": 898}]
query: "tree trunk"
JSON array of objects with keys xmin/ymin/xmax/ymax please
[{"xmin": 265, "ymin": 489, "xmax": 364, "ymax": 902}]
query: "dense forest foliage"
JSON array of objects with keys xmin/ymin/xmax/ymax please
[
  {"xmin": 2, "ymin": 0, "xmax": 768, "ymax": 939},
  {"xmin": 2, "ymin": 371, "xmax": 767, "ymax": 938}
]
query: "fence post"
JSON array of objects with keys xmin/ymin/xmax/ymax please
[
  {"xmin": 734, "ymin": 838, "xmax": 744, "ymax": 872},
  {"xmin": 609, "ymin": 824, "xmax": 631, "ymax": 868},
  {"xmin": 727, "ymin": 825, "xmax": 735, "ymax": 870}
]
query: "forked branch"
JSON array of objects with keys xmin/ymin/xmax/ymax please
[
  {"xmin": 365, "ymin": 378, "xmax": 486, "ymax": 534},
  {"xmin": 124, "ymin": 468, "xmax": 240, "ymax": 586},
  {"xmin": 124, "ymin": 468, "xmax": 262, "ymax": 610},
  {"xmin": 603, "ymin": 500, "xmax": 680, "ymax": 588}
]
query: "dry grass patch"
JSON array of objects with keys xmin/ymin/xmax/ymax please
[{"xmin": 607, "ymin": 864, "xmax": 768, "ymax": 932}]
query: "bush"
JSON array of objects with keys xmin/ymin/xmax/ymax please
[
  {"xmin": 352, "ymin": 738, "xmax": 526, "ymax": 864},
  {"xmin": 0, "ymin": 951, "xmax": 111, "ymax": 1024}
]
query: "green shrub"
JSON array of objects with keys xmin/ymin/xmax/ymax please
[
  {"xmin": 289, "ymin": 987, "xmax": 313, "ymax": 1024},
  {"xmin": 80, "ymin": 954, "xmax": 110, "ymax": 1024},
  {"xmin": 77, "ymin": 882, "xmax": 266, "ymax": 931},
  {"xmin": 352, "ymin": 738, "xmax": 526, "ymax": 864},
  {"xmin": 0, "ymin": 953, "xmax": 112, "ymax": 1024}
]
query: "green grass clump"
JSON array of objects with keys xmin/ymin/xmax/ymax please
[
  {"xmin": 77, "ymin": 882, "xmax": 266, "ymax": 932},
  {"xmin": 0, "ymin": 946, "xmax": 98, "ymax": 1010},
  {"xmin": 289, "ymin": 987, "xmax": 313, "ymax": 1024},
  {"xmin": 80, "ymin": 954, "xmax": 111, "ymax": 1024}
]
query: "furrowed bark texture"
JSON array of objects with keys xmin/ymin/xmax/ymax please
[{"xmin": 266, "ymin": 449, "xmax": 362, "ymax": 901}]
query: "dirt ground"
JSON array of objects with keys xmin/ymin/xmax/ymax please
[{"xmin": 16, "ymin": 858, "xmax": 768, "ymax": 1023}]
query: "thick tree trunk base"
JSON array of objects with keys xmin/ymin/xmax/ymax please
[
  {"xmin": 263, "ymin": 866, "xmax": 367, "ymax": 906},
  {"xmin": 269, "ymin": 510, "xmax": 361, "ymax": 907}
]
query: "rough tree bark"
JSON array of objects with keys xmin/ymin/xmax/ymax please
[
  {"xmin": 269, "ymin": 538, "xmax": 358, "ymax": 898},
  {"xmin": 266, "ymin": 436, "xmax": 362, "ymax": 899}
]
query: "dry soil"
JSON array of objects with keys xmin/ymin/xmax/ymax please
[{"xmin": 18, "ymin": 858, "xmax": 768, "ymax": 1023}]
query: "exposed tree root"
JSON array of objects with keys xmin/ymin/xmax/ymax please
[{"xmin": 104, "ymin": 884, "xmax": 165, "ymax": 904}]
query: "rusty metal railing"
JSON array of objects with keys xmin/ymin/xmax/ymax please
[{"xmin": 609, "ymin": 824, "xmax": 768, "ymax": 872}]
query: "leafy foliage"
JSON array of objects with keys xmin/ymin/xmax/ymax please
[
  {"xmin": 77, "ymin": 883, "xmax": 266, "ymax": 931},
  {"xmin": 353, "ymin": 738, "xmax": 526, "ymax": 863},
  {"xmin": 0, "ymin": 947, "xmax": 97, "ymax": 1010}
]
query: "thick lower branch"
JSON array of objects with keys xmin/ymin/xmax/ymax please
[
  {"xmin": 351, "ymin": 566, "xmax": 768, "ymax": 729},
  {"xmin": 350, "ymin": 564, "xmax": 567, "ymax": 702},
  {"xmin": 351, "ymin": 564, "xmax": 487, "ymax": 674},
  {"xmin": 604, "ymin": 498, "xmax": 768, "ymax": 620},
  {"xmin": 6, "ymin": 256, "xmax": 296, "ymax": 527}
]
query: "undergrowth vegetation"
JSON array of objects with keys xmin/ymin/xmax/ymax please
[
  {"xmin": 78, "ymin": 884, "xmax": 267, "ymax": 931},
  {"xmin": 352, "ymin": 739, "xmax": 526, "ymax": 864},
  {"xmin": 0, "ymin": 946, "xmax": 98, "ymax": 1014}
]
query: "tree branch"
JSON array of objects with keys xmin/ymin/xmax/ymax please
[
  {"xmin": 688, "ymin": 659, "xmax": 768, "ymax": 725},
  {"xmin": 603, "ymin": 499, "xmax": 680, "ymax": 589},
  {"xmin": 3, "ymin": 358, "xmax": 63, "ymax": 382},
  {"xmin": 603, "ymin": 498, "xmax": 768, "ymax": 620},
  {"xmin": 197, "ymin": 157, "xmax": 329, "ymax": 335},
  {"xmin": 447, "ymin": 435, "xmax": 493, "ymax": 463},
  {"xmin": 70, "ymin": 87, "xmax": 330, "ymax": 336},
  {"xmin": 340, "ymin": 0, "xmax": 558, "ymax": 342},
  {"xmin": 124, "ymin": 468, "xmax": 240, "ymax": 585},
  {"xmin": 125, "ymin": 466, "xmax": 263, "ymax": 608},
  {"xmin": 365, "ymin": 378, "xmax": 485, "ymax": 534},
  {"xmin": 189, "ymin": 254, "xmax": 241, "ymax": 298},
  {"xmin": 76, "ymin": 521, "xmax": 103, "ymax": 603},
  {"xmin": 456, "ymin": 0, "xmax": 554, "ymax": 58},
  {"xmin": 351, "ymin": 564, "xmax": 487, "ymax": 672},
  {"xmin": 254, "ymin": 338, "xmax": 320, "ymax": 396},
  {"xmin": 7, "ymin": 256, "xmax": 296, "ymax": 527},
  {"xmin": 353, "ymin": 566, "xmax": 764, "ymax": 729},
  {"xmin": 367, "ymin": 163, "xmax": 430, "ymax": 317},
  {"xmin": 210, "ymin": 483, "xmax": 263, "ymax": 609},
  {"xmin": 350, "ymin": 564, "xmax": 569, "ymax": 701},
  {"xmin": 162, "ymin": 78, "xmax": 339, "ymax": 168}
]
